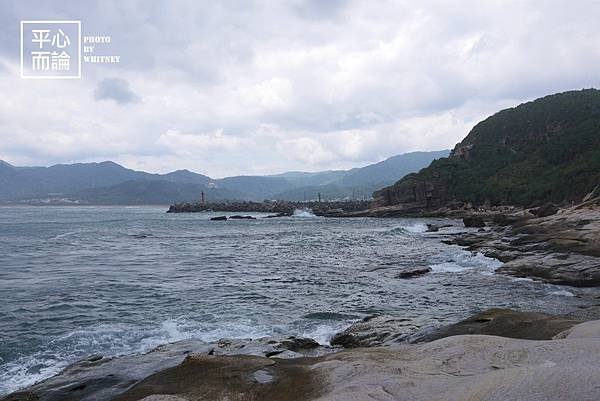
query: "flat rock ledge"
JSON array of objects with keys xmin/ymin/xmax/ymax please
[
  {"xmin": 8, "ymin": 315, "xmax": 600, "ymax": 401},
  {"xmin": 2, "ymin": 336, "xmax": 332, "ymax": 401},
  {"xmin": 330, "ymin": 308, "xmax": 584, "ymax": 348},
  {"xmin": 443, "ymin": 201, "xmax": 600, "ymax": 286}
]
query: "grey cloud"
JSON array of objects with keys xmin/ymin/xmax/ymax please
[
  {"xmin": 94, "ymin": 78, "xmax": 140, "ymax": 104},
  {"xmin": 2, "ymin": 0, "xmax": 600, "ymax": 176},
  {"xmin": 293, "ymin": 0, "xmax": 348, "ymax": 19}
]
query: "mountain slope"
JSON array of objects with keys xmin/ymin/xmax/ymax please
[
  {"xmin": 339, "ymin": 150, "xmax": 450, "ymax": 187},
  {"xmin": 373, "ymin": 89, "xmax": 600, "ymax": 209},
  {"xmin": 75, "ymin": 180, "xmax": 248, "ymax": 205},
  {"xmin": 0, "ymin": 150, "xmax": 449, "ymax": 204}
]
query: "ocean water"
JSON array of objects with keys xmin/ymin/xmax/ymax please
[{"xmin": 0, "ymin": 206, "xmax": 594, "ymax": 394}]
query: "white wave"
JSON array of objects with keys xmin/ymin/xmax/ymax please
[
  {"xmin": 386, "ymin": 222, "xmax": 428, "ymax": 235},
  {"xmin": 429, "ymin": 250, "xmax": 502, "ymax": 275},
  {"xmin": 401, "ymin": 222, "xmax": 428, "ymax": 233},
  {"xmin": 549, "ymin": 289, "xmax": 575, "ymax": 297},
  {"xmin": 302, "ymin": 321, "xmax": 354, "ymax": 345},
  {"xmin": 511, "ymin": 277, "xmax": 535, "ymax": 282},
  {"xmin": 0, "ymin": 318, "xmax": 275, "ymax": 396},
  {"xmin": 292, "ymin": 208, "xmax": 317, "ymax": 218}
]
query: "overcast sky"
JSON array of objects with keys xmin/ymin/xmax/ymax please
[{"xmin": 1, "ymin": 0, "xmax": 600, "ymax": 177}]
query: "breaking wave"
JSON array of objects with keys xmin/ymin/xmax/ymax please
[{"xmin": 292, "ymin": 208, "xmax": 317, "ymax": 218}]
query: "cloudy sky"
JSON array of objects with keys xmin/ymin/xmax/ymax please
[{"xmin": 1, "ymin": 0, "xmax": 600, "ymax": 177}]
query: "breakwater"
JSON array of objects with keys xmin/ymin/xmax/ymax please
[{"xmin": 166, "ymin": 200, "xmax": 370, "ymax": 216}]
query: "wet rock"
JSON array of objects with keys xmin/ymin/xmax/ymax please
[
  {"xmin": 396, "ymin": 266, "xmax": 432, "ymax": 279},
  {"xmin": 452, "ymin": 205, "xmax": 600, "ymax": 285},
  {"xmin": 330, "ymin": 315, "xmax": 419, "ymax": 347},
  {"xmin": 264, "ymin": 212, "xmax": 289, "ymax": 218},
  {"xmin": 426, "ymin": 223, "xmax": 440, "ymax": 232},
  {"xmin": 535, "ymin": 203, "xmax": 559, "ymax": 217},
  {"xmin": 412, "ymin": 308, "xmax": 581, "ymax": 343},
  {"xmin": 228, "ymin": 215, "xmax": 256, "ymax": 220},
  {"xmin": 106, "ymin": 325, "xmax": 600, "ymax": 401},
  {"xmin": 111, "ymin": 354, "xmax": 320, "ymax": 401},
  {"xmin": 0, "ymin": 340, "xmax": 212, "ymax": 401},
  {"xmin": 210, "ymin": 215, "xmax": 227, "ymax": 221},
  {"xmin": 1, "ymin": 337, "xmax": 330, "ymax": 401},
  {"xmin": 498, "ymin": 252, "xmax": 600, "ymax": 287},
  {"xmin": 211, "ymin": 336, "xmax": 324, "ymax": 359},
  {"xmin": 462, "ymin": 216, "xmax": 485, "ymax": 227}
]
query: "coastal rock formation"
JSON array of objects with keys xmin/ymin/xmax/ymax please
[
  {"xmin": 412, "ymin": 308, "xmax": 581, "ymax": 342},
  {"xmin": 7, "ymin": 312, "xmax": 600, "ymax": 401},
  {"xmin": 530, "ymin": 203, "xmax": 559, "ymax": 217},
  {"xmin": 330, "ymin": 315, "xmax": 422, "ymax": 348},
  {"xmin": 14, "ymin": 324, "xmax": 600, "ymax": 401},
  {"xmin": 2, "ymin": 337, "xmax": 329, "ymax": 401},
  {"xmin": 314, "ymin": 332, "xmax": 600, "ymax": 401},
  {"xmin": 210, "ymin": 336, "xmax": 325, "ymax": 359},
  {"xmin": 396, "ymin": 266, "xmax": 432, "ymax": 279},
  {"xmin": 463, "ymin": 216, "xmax": 485, "ymax": 227},
  {"xmin": 331, "ymin": 309, "xmax": 582, "ymax": 348},
  {"xmin": 446, "ymin": 201, "xmax": 600, "ymax": 286}
]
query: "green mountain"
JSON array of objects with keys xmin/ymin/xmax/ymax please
[
  {"xmin": 0, "ymin": 150, "xmax": 448, "ymax": 204},
  {"xmin": 373, "ymin": 89, "xmax": 600, "ymax": 209}
]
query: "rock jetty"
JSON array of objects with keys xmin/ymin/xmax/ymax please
[{"xmin": 166, "ymin": 200, "xmax": 370, "ymax": 217}]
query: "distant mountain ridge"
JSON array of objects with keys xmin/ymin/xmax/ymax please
[
  {"xmin": 0, "ymin": 150, "xmax": 449, "ymax": 204},
  {"xmin": 373, "ymin": 89, "xmax": 600, "ymax": 209}
]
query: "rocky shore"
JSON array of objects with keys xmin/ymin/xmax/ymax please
[
  {"xmin": 7, "ymin": 189, "xmax": 600, "ymax": 400},
  {"xmin": 7, "ymin": 307, "xmax": 600, "ymax": 401},
  {"xmin": 439, "ymin": 194, "xmax": 600, "ymax": 287}
]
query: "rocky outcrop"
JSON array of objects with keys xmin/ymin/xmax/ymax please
[
  {"xmin": 371, "ymin": 172, "xmax": 448, "ymax": 210},
  {"xmin": 330, "ymin": 315, "xmax": 420, "ymax": 348},
  {"xmin": 330, "ymin": 308, "xmax": 584, "ymax": 348},
  {"xmin": 463, "ymin": 216, "xmax": 485, "ymax": 227},
  {"xmin": 413, "ymin": 308, "xmax": 581, "ymax": 342},
  {"xmin": 314, "ymin": 331, "xmax": 600, "ymax": 401},
  {"xmin": 396, "ymin": 266, "xmax": 432, "ymax": 279},
  {"xmin": 13, "ymin": 320, "xmax": 600, "ymax": 401},
  {"xmin": 8, "ymin": 311, "xmax": 600, "ymax": 401},
  {"xmin": 529, "ymin": 202, "xmax": 559, "ymax": 218},
  {"xmin": 2, "ymin": 336, "xmax": 329, "ymax": 401},
  {"xmin": 445, "ymin": 201, "xmax": 600, "ymax": 286}
]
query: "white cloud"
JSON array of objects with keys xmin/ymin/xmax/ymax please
[{"xmin": 1, "ymin": 0, "xmax": 600, "ymax": 175}]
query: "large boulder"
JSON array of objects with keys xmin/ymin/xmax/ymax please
[
  {"xmin": 412, "ymin": 308, "xmax": 580, "ymax": 343},
  {"xmin": 535, "ymin": 203, "xmax": 559, "ymax": 218},
  {"xmin": 396, "ymin": 266, "xmax": 432, "ymax": 279},
  {"xmin": 463, "ymin": 216, "xmax": 485, "ymax": 227},
  {"xmin": 330, "ymin": 315, "xmax": 420, "ymax": 348}
]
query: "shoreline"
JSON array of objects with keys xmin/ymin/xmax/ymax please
[
  {"xmin": 4, "ymin": 198, "xmax": 600, "ymax": 400},
  {"xmin": 6, "ymin": 306, "xmax": 600, "ymax": 401}
]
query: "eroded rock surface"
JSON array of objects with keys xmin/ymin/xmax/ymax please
[
  {"xmin": 330, "ymin": 315, "xmax": 421, "ymax": 347},
  {"xmin": 445, "ymin": 202, "xmax": 600, "ymax": 286},
  {"xmin": 2, "ymin": 337, "xmax": 328, "ymax": 401}
]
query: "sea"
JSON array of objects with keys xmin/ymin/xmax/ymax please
[{"xmin": 0, "ymin": 206, "xmax": 595, "ymax": 395}]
